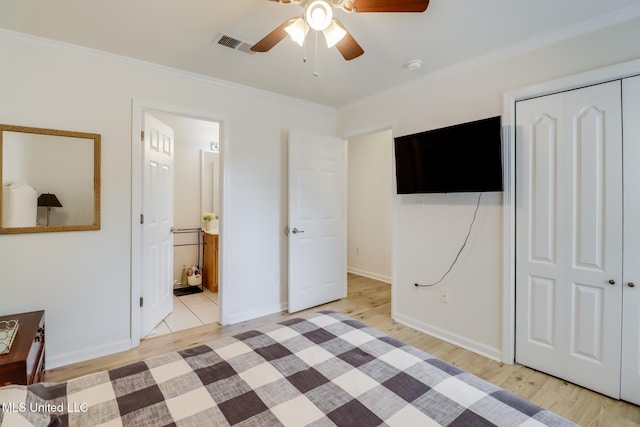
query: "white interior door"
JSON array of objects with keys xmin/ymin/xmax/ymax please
[
  {"xmin": 288, "ymin": 130, "xmax": 346, "ymax": 313},
  {"xmin": 515, "ymin": 81, "xmax": 623, "ymax": 398},
  {"xmin": 141, "ymin": 113, "xmax": 175, "ymax": 337},
  {"xmin": 622, "ymin": 75, "xmax": 640, "ymax": 406}
]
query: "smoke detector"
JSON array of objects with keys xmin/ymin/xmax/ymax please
[{"xmin": 404, "ymin": 59, "xmax": 423, "ymax": 71}]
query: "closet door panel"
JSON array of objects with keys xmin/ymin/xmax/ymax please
[
  {"xmin": 516, "ymin": 80, "xmax": 623, "ymax": 399},
  {"xmin": 530, "ymin": 114, "xmax": 558, "ymax": 264},
  {"xmin": 527, "ymin": 276, "xmax": 555, "ymax": 346},
  {"xmin": 622, "ymin": 74, "xmax": 640, "ymax": 406},
  {"xmin": 571, "ymin": 283, "xmax": 604, "ymax": 361},
  {"xmin": 562, "ymin": 83, "xmax": 623, "ymax": 399},
  {"xmin": 572, "ymin": 105, "xmax": 607, "ymax": 269},
  {"xmin": 516, "ymin": 93, "xmax": 564, "ymax": 377}
]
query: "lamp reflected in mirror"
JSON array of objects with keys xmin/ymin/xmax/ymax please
[{"xmin": 37, "ymin": 193, "xmax": 63, "ymax": 226}]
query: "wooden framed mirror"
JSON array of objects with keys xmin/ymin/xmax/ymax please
[{"xmin": 0, "ymin": 124, "xmax": 100, "ymax": 234}]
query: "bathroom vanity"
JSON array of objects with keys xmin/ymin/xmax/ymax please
[{"xmin": 203, "ymin": 231, "xmax": 219, "ymax": 292}]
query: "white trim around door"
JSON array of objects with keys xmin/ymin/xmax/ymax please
[
  {"xmin": 501, "ymin": 58, "xmax": 640, "ymax": 363},
  {"xmin": 130, "ymin": 100, "xmax": 228, "ymax": 347}
]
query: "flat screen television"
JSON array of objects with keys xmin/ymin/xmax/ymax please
[{"xmin": 394, "ymin": 116, "xmax": 503, "ymax": 194}]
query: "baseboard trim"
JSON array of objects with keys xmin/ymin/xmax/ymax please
[
  {"xmin": 393, "ymin": 312, "xmax": 502, "ymax": 362},
  {"xmin": 224, "ymin": 303, "xmax": 286, "ymax": 325},
  {"xmin": 347, "ymin": 267, "xmax": 391, "ymax": 284},
  {"xmin": 46, "ymin": 339, "xmax": 132, "ymax": 370}
]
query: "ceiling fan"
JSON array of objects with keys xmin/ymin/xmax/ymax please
[{"xmin": 251, "ymin": 0, "xmax": 430, "ymax": 61}]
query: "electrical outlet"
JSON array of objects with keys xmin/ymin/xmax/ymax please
[{"xmin": 439, "ymin": 289, "xmax": 449, "ymax": 304}]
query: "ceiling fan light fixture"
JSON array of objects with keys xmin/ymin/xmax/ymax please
[
  {"xmin": 285, "ymin": 17, "xmax": 309, "ymax": 46},
  {"xmin": 323, "ymin": 19, "xmax": 346, "ymax": 48},
  {"xmin": 306, "ymin": 0, "xmax": 333, "ymax": 31}
]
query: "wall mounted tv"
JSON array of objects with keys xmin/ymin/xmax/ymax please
[{"xmin": 394, "ymin": 116, "xmax": 503, "ymax": 194}]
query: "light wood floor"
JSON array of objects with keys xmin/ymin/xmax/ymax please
[{"xmin": 46, "ymin": 274, "xmax": 640, "ymax": 426}]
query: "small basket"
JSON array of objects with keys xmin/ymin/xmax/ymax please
[{"xmin": 187, "ymin": 274, "xmax": 202, "ymax": 286}]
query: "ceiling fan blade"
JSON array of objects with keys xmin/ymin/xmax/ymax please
[
  {"xmin": 352, "ymin": 0, "xmax": 429, "ymax": 13},
  {"xmin": 251, "ymin": 18, "xmax": 297, "ymax": 52},
  {"xmin": 333, "ymin": 20, "xmax": 364, "ymax": 61}
]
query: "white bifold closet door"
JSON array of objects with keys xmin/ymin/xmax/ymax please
[
  {"xmin": 621, "ymin": 75, "xmax": 640, "ymax": 406},
  {"xmin": 515, "ymin": 81, "xmax": 624, "ymax": 399}
]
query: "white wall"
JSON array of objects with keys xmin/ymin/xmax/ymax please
[
  {"xmin": 337, "ymin": 17, "xmax": 640, "ymax": 360},
  {"xmin": 347, "ymin": 130, "xmax": 392, "ymax": 282},
  {"xmin": 0, "ymin": 30, "xmax": 335, "ymax": 368}
]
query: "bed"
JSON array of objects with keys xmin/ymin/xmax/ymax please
[{"xmin": 0, "ymin": 311, "xmax": 577, "ymax": 426}]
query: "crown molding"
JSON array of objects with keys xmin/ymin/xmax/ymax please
[
  {"xmin": 0, "ymin": 28, "xmax": 336, "ymax": 113},
  {"xmin": 340, "ymin": 2, "xmax": 640, "ymax": 112}
]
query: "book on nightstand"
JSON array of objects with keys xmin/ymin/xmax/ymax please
[{"xmin": 0, "ymin": 320, "xmax": 19, "ymax": 355}]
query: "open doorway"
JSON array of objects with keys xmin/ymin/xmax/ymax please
[
  {"xmin": 144, "ymin": 111, "xmax": 221, "ymax": 338},
  {"xmin": 131, "ymin": 104, "xmax": 224, "ymax": 345},
  {"xmin": 346, "ymin": 128, "xmax": 393, "ymax": 284}
]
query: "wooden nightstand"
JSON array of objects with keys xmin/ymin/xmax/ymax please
[{"xmin": 0, "ymin": 310, "xmax": 45, "ymax": 386}]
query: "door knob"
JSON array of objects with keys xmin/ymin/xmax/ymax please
[
  {"xmin": 291, "ymin": 227, "xmax": 305, "ymax": 234},
  {"xmin": 608, "ymin": 279, "xmax": 616, "ymax": 285},
  {"xmin": 628, "ymin": 282, "xmax": 636, "ymax": 288}
]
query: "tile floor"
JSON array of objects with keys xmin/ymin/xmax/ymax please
[{"xmin": 144, "ymin": 288, "xmax": 219, "ymax": 339}]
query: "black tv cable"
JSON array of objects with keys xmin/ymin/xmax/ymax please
[{"xmin": 414, "ymin": 192, "xmax": 482, "ymax": 288}]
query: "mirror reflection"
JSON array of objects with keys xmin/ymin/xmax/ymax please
[
  {"xmin": 201, "ymin": 149, "xmax": 220, "ymax": 219},
  {"xmin": 0, "ymin": 124, "xmax": 100, "ymax": 234}
]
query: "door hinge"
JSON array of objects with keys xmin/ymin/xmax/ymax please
[
  {"xmin": 141, "ymin": 131, "xmax": 144, "ymax": 141},
  {"xmin": 140, "ymin": 214, "xmax": 144, "ymax": 224},
  {"xmin": 140, "ymin": 297, "xmax": 144, "ymax": 307}
]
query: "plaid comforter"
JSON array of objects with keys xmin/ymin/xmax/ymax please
[{"xmin": 0, "ymin": 311, "xmax": 577, "ymax": 426}]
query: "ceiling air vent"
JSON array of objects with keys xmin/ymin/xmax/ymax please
[{"xmin": 215, "ymin": 33, "xmax": 255, "ymax": 54}]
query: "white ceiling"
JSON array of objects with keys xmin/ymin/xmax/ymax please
[{"xmin": 1, "ymin": 0, "xmax": 639, "ymax": 107}]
